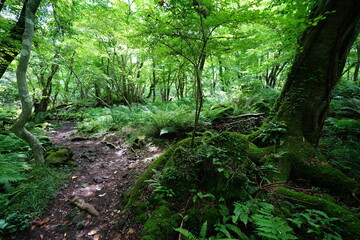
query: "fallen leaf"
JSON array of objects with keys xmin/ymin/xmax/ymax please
[
  {"xmin": 94, "ymin": 234, "xmax": 101, "ymax": 240},
  {"xmin": 111, "ymin": 234, "xmax": 121, "ymax": 240},
  {"xmin": 31, "ymin": 225, "xmax": 36, "ymax": 230},
  {"xmin": 36, "ymin": 217, "xmax": 50, "ymax": 225},
  {"xmin": 99, "ymin": 193, "xmax": 106, "ymax": 197},
  {"xmin": 127, "ymin": 228, "xmax": 135, "ymax": 234},
  {"xmin": 40, "ymin": 234, "xmax": 44, "ymax": 239},
  {"xmin": 88, "ymin": 229, "xmax": 98, "ymax": 236},
  {"xmin": 71, "ymin": 176, "xmax": 77, "ymax": 179}
]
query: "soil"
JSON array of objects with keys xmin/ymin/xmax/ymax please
[{"xmin": 13, "ymin": 121, "xmax": 163, "ymax": 240}]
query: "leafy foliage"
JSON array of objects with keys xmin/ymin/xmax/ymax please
[
  {"xmin": 0, "ymin": 127, "xmax": 70, "ymax": 236},
  {"xmin": 251, "ymin": 203, "xmax": 296, "ymax": 240}
]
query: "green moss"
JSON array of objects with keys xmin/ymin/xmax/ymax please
[
  {"xmin": 125, "ymin": 151, "xmax": 168, "ymax": 207},
  {"xmin": 248, "ymin": 142, "xmax": 274, "ymax": 163},
  {"xmin": 133, "ymin": 202, "xmax": 149, "ymax": 215},
  {"xmin": 45, "ymin": 146, "xmax": 74, "ymax": 165},
  {"xmin": 135, "ymin": 213, "xmax": 149, "ymax": 224},
  {"xmin": 185, "ymin": 203, "xmax": 220, "ymax": 235},
  {"xmin": 292, "ymin": 163, "xmax": 357, "ymax": 195},
  {"xmin": 276, "ymin": 187, "xmax": 360, "ymax": 238},
  {"xmin": 205, "ymin": 132, "xmax": 249, "ymax": 157},
  {"xmin": 158, "ymin": 132, "xmax": 251, "ymax": 202},
  {"xmin": 142, "ymin": 205, "xmax": 181, "ymax": 240},
  {"xmin": 126, "ymin": 137, "xmax": 205, "ymax": 207}
]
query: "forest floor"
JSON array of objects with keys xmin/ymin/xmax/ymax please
[{"xmin": 13, "ymin": 121, "xmax": 163, "ymax": 240}]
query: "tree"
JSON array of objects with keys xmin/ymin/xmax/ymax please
[
  {"xmin": 0, "ymin": 0, "xmax": 41, "ymax": 78},
  {"xmin": 10, "ymin": 0, "xmax": 44, "ymax": 164},
  {"xmin": 271, "ymin": 0, "xmax": 360, "ymax": 145}
]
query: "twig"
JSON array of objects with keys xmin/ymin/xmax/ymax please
[{"xmin": 224, "ymin": 113, "xmax": 266, "ymax": 119}]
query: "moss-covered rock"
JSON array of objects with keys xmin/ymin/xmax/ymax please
[
  {"xmin": 126, "ymin": 130, "xmax": 359, "ymax": 240},
  {"xmin": 158, "ymin": 132, "xmax": 251, "ymax": 202},
  {"xmin": 142, "ymin": 205, "xmax": 181, "ymax": 240},
  {"xmin": 125, "ymin": 136, "xmax": 206, "ymax": 207},
  {"xmin": 184, "ymin": 203, "xmax": 220, "ymax": 235},
  {"xmin": 45, "ymin": 146, "xmax": 74, "ymax": 165}
]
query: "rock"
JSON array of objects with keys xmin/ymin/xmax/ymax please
[
  {"xmin": 54, "ymin": 224, "xmax": 68, "ymax": 234},
  {"xmin": 76, "ymin": 220, "xmax": 86, "ymax": 230},
  {"xmin": 71, "ymin": 137, "xmax": 87, "ymax": 142},
  {"xmin": 81, "ymin": 152, "xmax": 97, "ymax": 162},
  {"xmin": 128, "ymin": 162, "xmax": 137, "ymax": 169},
  {"xmin": 45, "ymin": 146, "xmax": 74, "ymax": 165},
  {"xmin": 93, "ymin": 177, "xmax": 105, "ymax": 183},
  {"xmin": 71, "ymin": 212, "xmax": 86, "ymax": 224},
  {"xmin": 115, "ymin": 215, "xmax": 128, "ymax": 230}
]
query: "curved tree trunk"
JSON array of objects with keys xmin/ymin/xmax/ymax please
[
  {"xmin": 272, "ymin": 0, "xmax": 360, "ymax": 145},
  {"xmin": 10, "ymin": 0, "xmax": 44, "ymax": 164}
]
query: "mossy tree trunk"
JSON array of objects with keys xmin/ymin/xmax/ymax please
[
  {"xmin": 11, "ymin": 0, "xmax": 44, "ymax": 164},
  {"xmin": 354, "ymin": 41, "xmax": 360, "ymax": 82},
  {"xmin": 272, "ymin": 0, "xmax": 360, "ymax": 145},
  {"xmin": 0, "ymin": 0, "xmax": 41, "ymax": 79}
]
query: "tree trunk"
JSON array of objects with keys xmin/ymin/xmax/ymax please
[
  {"xmin": 11, "ymin": 0, "xmax": 44, "ymax": 164},
  {"xmin": 34, "ymin": 56, "xmax": 59, "ymax": 117},
  {"xmin": 147, "ymin": 59, "xmax": 157, "ymax": 102},
  {"xmin": 0, "ymin": 0, "xmax": 41, "ymax": 78},
  {"xmin": 0, "ymin": 0, "xmax": 6, "ymax": 12},
  {"xmin": 353, "ymin": 41, "xmax": 360, "ymax": 82},
  {"xmin": 272, "ymin": 0, "xmax": 360, "ymax": 145}
]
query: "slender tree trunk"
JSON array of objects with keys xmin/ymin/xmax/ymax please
[
  {"xmin": 272, "ymin": 0, "xmax": 360, "ymax": 146},
  {"xmin": 11, "ymin": 0, "xmax": 44, "ymax": 164},
  {"xmin": 34, "ymin": 56, "xmax": 59, "ymax": 117},
  {"xmin": 147, "ymin": 59, "xmax": 157, "ymax": 102},
  {"xmin": 353, "ymin": 41, "xmax": 360, "ymax": 82}
]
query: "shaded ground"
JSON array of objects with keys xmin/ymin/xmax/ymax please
[{"xmin": 14, "ymin": 121, "xmax": 162, "ymax": 240}]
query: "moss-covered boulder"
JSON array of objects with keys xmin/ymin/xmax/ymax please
[
  {"xmin": 125, "ymin": 131, "xmax": 360, "ymax": 240},
  {"xmin": 142, "ymin": 205, "xmax": 181, "ymax": 240},
  {"xmin": 157, "ymin": 132, "xmax": 250, "ymax": 202},
  {"xmin": 45, "ymin": 146, "xmax": 74, "ymax": 165}
]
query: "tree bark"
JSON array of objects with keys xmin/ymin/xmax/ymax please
[
  {"xmin": 10, "ymin": 0, "xmax": 44, "ymax": 164},
  {"xmin": 0, "ymin": 0, "xmax": 6, "ymax": 12},
  {"xmin": 0, "ymin": 0, "xmax": 41, "ymax": 78},
  {"xmin": 272, "ymin": 0, "xmax": 360, "ymax": 145},
  {"xmin": 353, "ymin": 41, "xmax": 360, "ymax": 82},
  {"xmin": 34, "ymin": 54, "xmax": 59, "ymax": 117}
]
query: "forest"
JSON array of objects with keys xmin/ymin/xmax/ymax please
[{"xmin": 1, "ymin": 0, "xmax": 360, "ymax": 239}]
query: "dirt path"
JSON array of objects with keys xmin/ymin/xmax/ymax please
[{"xmin": 15, "ymin": 121, "xmax": 162, "ymax": 240}]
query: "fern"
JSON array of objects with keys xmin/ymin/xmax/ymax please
[
  {"xmin": 252, "ymin": 203, "xmax": 297, "ymax": 240},
  {"xmin": 0, "ymin": 155, "xmax": 30, "ymax": 185},
  {"xmin": 288, "ymin": 209, "xmax": 343, "ymax": 239}
]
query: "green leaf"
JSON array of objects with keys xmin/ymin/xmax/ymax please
[
  {"xmin": 160, "ymin": 126, "xmax": 177, "ymax": 136},
  {"xmin": 200, "ymin": 221, "xmax": 208, "ymax": 239},
  {"xmin": 174, "ymin": 228, "xmax": 197, "ymax": 240},
  {"xmin": 225, "ymin": 223, "xmax": 249, "ymax": 240}
]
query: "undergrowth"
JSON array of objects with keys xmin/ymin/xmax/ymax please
[
  {"xmin": 0, "ymin": 126, "xmax": 70, "ymax": 238},
  {"xmin": 320, "ymin": 83, "xmax": 360, "ymax": 180},
  {"xmin": 77, "ymin": 87, "xmax": 275, "ymax": 144}
]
